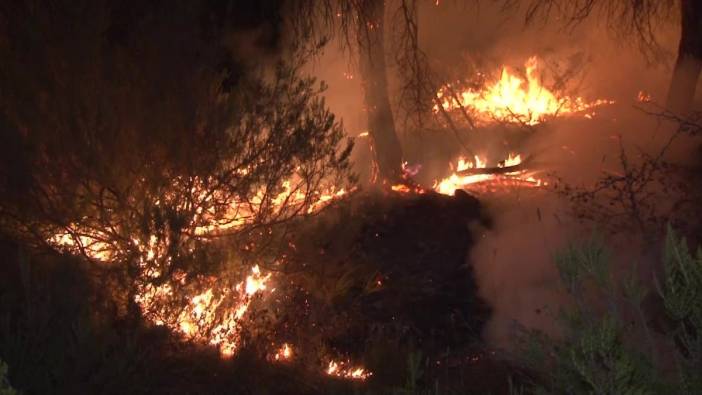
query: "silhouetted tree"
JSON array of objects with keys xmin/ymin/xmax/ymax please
[
  {"xmin": 355, "ymin": 0, "xmax": 404, "ymax": 182},
  {"xmin": 667, "ymin": 0, "xmax": 702, "ymax": 113},
  {"xmin": 289, "ymin": 0, "xmax": 410, "ymax": 182}
]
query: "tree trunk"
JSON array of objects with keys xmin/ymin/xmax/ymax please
[
  {"xmin": 357, "ymin": 0, "xmax": 403, "ymax": 182},
  {"xmin": 666, "ymin": 0, "xmax": 702, "ymax": 114}
]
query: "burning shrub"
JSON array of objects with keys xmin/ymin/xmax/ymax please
[{"xmin": 0, "ymin": 1, "xmax": 353, "ymax": 357}]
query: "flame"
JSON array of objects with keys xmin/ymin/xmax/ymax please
[
  {"xmin": 391, "ymin": 184, "xmax": 426, "ymax": 194},
  {"xmin": 46, "ymin": 172, "xmax": 353, "ymax": 360},
  {"xmin": 637, "ymin": 90, "xmax": 652, "ymax": 102},
  {"xmin": 274, "ymin": 343, "xmax": 293, "ymax": 361},
  {"xmin": 133, "ymin": 264, "xmax": 272, "ymax": 357},
  {"xmin": 50, "ymin": 174, "xmax": 350, "ymax": 259},
  {"xmin": 326, "ymin": 360, "xmax": 372, "ymax": 380},
  {"xmin": 391, "ymin": 184, "xmax": 412, "ymax": 193},
  {"xmin": 193, "ymin": 176, "xmax": 349, "ymax": 236},
  {"xmin": 434, "ymin": 154, "xmax": 545, "ymax": 196},
  {"xmin": 435, "ymin": 57, "xmax": 613, "ymax": 125},
  {"xmin": 434, "ymin": 155, "xmax": 492, "ymax": 195},
  {"xmin": 49, "ymin": 231, "xmax": 115, "ymax": 261},
  {"xmin": 501, "ymin": 153, "xmax": 522, "ymax": 167}
]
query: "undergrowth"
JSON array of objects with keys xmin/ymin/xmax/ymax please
[{"xmin": 514, "ymin": 226, "xmax": 702, "ymax": 394}]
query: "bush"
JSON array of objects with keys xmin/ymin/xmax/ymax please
[
  {"xmin": 0, "ymin": 1, "xmax": 353, "ymax": 356},
  {"xmin": 515, "ymin": 226, "xmax": 702, "ymax": 394}
]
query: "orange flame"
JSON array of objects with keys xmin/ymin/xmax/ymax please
[
  {"xmin": 133, "ymin": 264, "xmax": 272, "ymax": 357},
  {"xmin": 435, "ymin": 57, "xmax": 613, "ymax": 125},
  {"xmin": 326, "ymin": 360, "xmax": 372, "ymax": 380},
  {"xmin": 637, "ymin": 90, "xmax": 652, "ymax": 102},
  {"xmin": 274, "ymin": 343, "xmax": 293, "ymax": 361},
  {"xmin": 434, "ymin": 154, "xmax": 545, "ymax": 196}
]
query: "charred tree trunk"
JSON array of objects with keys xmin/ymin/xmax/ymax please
[
  {"xmin": 357, "ymin": 0, "xmax": 403, "ymax": 182},
  {"xmin": 666, "ymin": 0, "xmax": 702, "ymax": 114}
]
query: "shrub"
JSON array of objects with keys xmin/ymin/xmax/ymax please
[{"xmin": 515, "ymin": 226, "xmax": 702, "ymax": 394}]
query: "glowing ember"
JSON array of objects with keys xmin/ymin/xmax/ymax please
[
  {"xmin": 326, "ymin": 360, "xmax": 372, "ymax": 380},
  {"xmin": 273, "ymin": 343, "xmax": 293, "ymax": 361},
  {"xmin": 435, "ymin": 57, "xmax": 613, "ymax": 125},
  {"xmin": 638, "ymin": 90, "xmax": 652, "ymax": 102},
  {"xmin": 434, "ymin": 154, "xmax": 546, "ymax": 196},
  {"xmin": 391, "ymin": 184, "xmax": 426, "ymax": 194}
]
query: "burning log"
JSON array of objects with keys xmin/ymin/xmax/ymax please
[
  {"xmin": 434, "ymin": 154, "xmax": 546, "ymax": 195},
  {"xmin": 456, "ymin": 155, "xmax": 533, "ymax": 176}
]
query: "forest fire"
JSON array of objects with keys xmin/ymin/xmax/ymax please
[
  {"xmin": 435, "ymin": 56, "xmax": 613, "ymax": 125},
  {"xmin": 44, "ymin": 172, "xmax": 378, "ymax": 380},
  {"xmin": 5, "ymin": 0, "xmax": 702, "ymax": 393}
]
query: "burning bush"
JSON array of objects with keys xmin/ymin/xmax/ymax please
[{"xmin": 0, "ymin": 1, "xmax": 353, "ymax": 358}]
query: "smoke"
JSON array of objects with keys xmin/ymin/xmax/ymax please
[
  {"xmin": 426, "ymin": 3, "xmax": 687, "ymax": 350},
  {"xmin": 301, "ymin": 1, "xmax": 695, "ymax": 350}
]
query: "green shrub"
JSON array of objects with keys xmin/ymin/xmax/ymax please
[{"xmin": 516, "ymin": 226, "xmax": 702, "ymax": 394}]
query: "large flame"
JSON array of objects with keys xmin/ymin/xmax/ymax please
[{"xmin": 435, "ymin": 57, "xmax": 613, "ymax": 125}]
